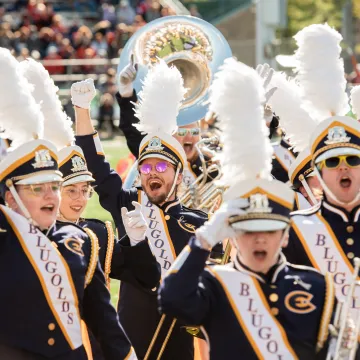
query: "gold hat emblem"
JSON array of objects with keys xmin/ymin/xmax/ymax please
[
  {"xmin": 71, "ymin": 156, "xmax": 87, "ymax": 173},
  {"xmin": 146, "ymin": 137, "xmax": 164, "ymax": 151},
  {"xmin": 32, "ymin": 149, "xmax": 54, "ymax": 169},
  {"xmin": 248, "ymin": 194, "xmax": 272, "ymax": 214},
  {"xmin": 324, "ymin": 126, "xmax": 351, "ymax": 145}
]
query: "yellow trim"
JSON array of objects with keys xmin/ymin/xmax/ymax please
[
  {"xmin": 317, "ymin": 272, "xmax": 335, "ymax": 351},
  {"xmin": 93, "ymin": 133, "xmax": 104, "ymax": 156},
  {"xmin": 159, "ymin": 210, "xmax": 177, "ymax": 260},
  {"xmin": 253, "ymin": 278, "xmax": 299, "ymax": 359},
  {"xmin": 290, "ymin": 155, "xmax": 311, "ymax": 184},
  {"xmin": 242, "ymin": 186, "xmax": 292, "ymax": 210},
  {"xmin": 124, "ymin": 347, "xmax": 136, "ymax": 360},
  {"xmin": 187, "ymin": 161, "xmax": 198, "ymax": 180},
  {"xmin": 1, "ymin": 208, "xmax": 80, "ymax": 350},
  {"xmin": 138, "ymin": 189, "xmax": 142, "ymax": 203},
  {"xmin": 311, "ymin": 121, "xmax": 360, "ymax": 155},
  {"xmin": 291, "ymin": 222, "xmax": 321, "ymax": 271},
  {"xmin": 295, "ymin": 193, "xmax": 300, "ymax": 211},
  {"xmin": 208, "ymin": 267, "xmax": 264, "ymax": 360},
  {"xmin": 81, "ymin": 320, "xmax": 93, "ymax": 360},
  {"xmin": 0, "ymin": 145, "xmax": 58, "ymax": 182},
  {"xmin": 59, "ymin": 150, "xmax": 85, "ymax": 167},
  {"xmin": 316, "ymin": 213, "xmax": 356, "ymax": 274},
  {"xmin": 83, "ymin": 227, "xmax": 99, "ymax": 287},
  {"xmin": 104, "ymin": 221, "xmax": 115, "ymax": 290}
]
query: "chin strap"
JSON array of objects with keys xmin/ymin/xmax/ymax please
[
  {"xmin": 299, "ymin": 174, "xmax": 318, "ymax": 205},
  {"xmin": 165, "ymin": 163, "xmax": 181, "ymax": 202},
  {"xmin": 6, "ymin": 179, "xmax": 37, "ymax": 226},
  {"xmin": 314, "ymin": 166, "xmax": 360, "ymax": 207}
]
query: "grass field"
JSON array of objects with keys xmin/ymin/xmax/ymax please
[{"xmin": 83, "ymin": 135, "xmax": 130, "ymax": 306}]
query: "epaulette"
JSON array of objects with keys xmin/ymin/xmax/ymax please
[
  {"xmin": 56, "ymin": 219, "xmax": 89, "ymax": 235},
  {"xmin": 290, "ymin": 201, "xmax": 321, "ymax": 217},
  {"xmin": 83, "ymin": 227, "xmax": 100, "ymax": 288}
]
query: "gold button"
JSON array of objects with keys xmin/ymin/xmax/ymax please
[
  {"xmin": 347, "ymin": 238, "xmax": 354, "ymax": 246},
  {"xmin": 48, "ymin": 323, "xmax": 56, "ymax": 331},
  {"xmin": 347, "ymin": 225, "xmax": 354, "ymax": 233},
  {"xmin": 192, "ymin": 165, "xmax": 197, "ymax": 169},
  {"xmin": 151, "ymin": 287, "xmax": 157, "ymax": 292},
  {"xmin": 48, "ymin": 338, "xmax": 55, "ymax": 346},
  {"xmin": 271, "ymin": 307, "xmax": 279, "ymax": 316},
  {"xmin": 164, "ymin": 215, "xmax": 170, "ymax": 220},
  {"xmin": 347, "ymin": 252, "xmax": 354, "ymax": 259},
  {"xmin": 269, "ymin": 293, "xmax": 278, "ymax": 302},
  {"xmin": 270, "ymin": 285, "xmax": 277, "ymax": 289}
]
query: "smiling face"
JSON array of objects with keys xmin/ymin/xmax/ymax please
[
  {"xmin": 59, "ymin": 182, "xmax": 91, "ymax": 222},
  {"xmin": 320, "ymin": 160, "xmax": 360, "ymax": 206},
  {"xmin": 233, "ymin": 230, "xmax": 288, "ymax": 274},
  {"xmin": 139, "ymin": 157, "xmax": 182, "ymax": 205},
  {"xmin": 173, "ymin": 123, "xmax": 201, "ymax": 163},
  {"xmin": 6, "ymin": 182, "xmax": 61, "ymax": 229}
]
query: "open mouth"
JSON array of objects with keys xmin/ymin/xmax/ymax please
[
  {"xmin": 41, "ymin": 204, "xmax": 55, "ymax": 213},
  {"xmin": 70, "ymin": 206, "xmax": 83, "ymax": 213},
  {"xmin": 253, "ymin": 250, "xmax": 267, "ymax": 261},
  {"xmin": 340, "ymin": 176, "xmax": 352, "ymax": 189},
  {"xmin": 183, "ymin": 142, "xmax": 193, "ymax": 154},
  {"xmin": 149, "ymin": 179, "xmax": 163, "ymax": 191}
]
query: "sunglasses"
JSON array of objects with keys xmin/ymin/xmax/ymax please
[
  {"xmin": 318, "ymin": 155, "xmax": 360, "ymax": 170},
  {"xmin": 139, "ymin": 161, "xmax": 171, "ymax": 175},
  {"xmin": 19, "ymin": 182, "xmax": 62, "ymax": 197},
  {"xmin": 176, "ymin": 128, "xmax": 200, "ymax": 137}
]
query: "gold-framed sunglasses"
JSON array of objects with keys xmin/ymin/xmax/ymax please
[{"xmin": 317, "ymin": 155, "xmax": 360, "ymax": 170}]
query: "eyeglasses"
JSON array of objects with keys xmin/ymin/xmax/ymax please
[
  {"xmin": 139, "ymin": 161, "xmax": 171, "ymax": 175},
  {"xmin": 176, "ymin": 128, "xmax": 200, "ymax": 137},
  {"xmin": 62, "ymin": 187, "xmax": 94, "ymax": 200},
  {"xmin": 19, "ymin": 182, "xmax": 62, "ymax": 197},
  {"xmin": 317, "ymin": 155, "xmax": 360, "ymax": 170}
]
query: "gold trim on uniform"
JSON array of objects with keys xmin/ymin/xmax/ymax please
[
  {"xmin": 83, "ymin": 227, "xmax": 100, "ymax": 288},
  {"xmin": 316, "ymin": 272, "xmax": 335, "ymax": 352},
  {"xmin": 104, "ymin": 221, "xmax": 115, "ymax": 290},
  {"xmin": 284, "ymin": 290, "xmax": 316, "ymax": 314}
]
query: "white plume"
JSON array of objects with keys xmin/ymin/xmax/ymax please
[
  {"xmin": 268, "ymin": 72, "xmax": 319, "ymax": 153},
  {"xmin": 294, "ymin": 23, "xmax": 349, "ymax": 120},
  {"xmin": 350, "ymin": 86, "xmax": 360, "ymax": 119},
  {"xmin": 209, "ymin": 58, "xmax": 273, "ymax": 186},
  {"xmin": 0, "ymin": 48, "xmax": 43, "ymax": 149},
  {"xmin": 134, "ymin": 59, "xmax": 186, "ymax": 135},
  {"xmin": 19, "ymin": 59, "xmax": 74, "ymax": 150}
]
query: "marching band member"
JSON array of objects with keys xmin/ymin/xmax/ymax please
[
  {"xmin": 19, "ymin": 58, "xmax": 159, "ymax": 359},
  {"xmin": 159, "ymin": 58, "xmax": 347, "ymax": 360},
  {"xmin": 281, "ymin": 25, "xmax": 360, "ymax": 327},
  {"xmin": 73, "ymin": 61, "xmax": 209, "ymax": 359},
  {"xmin": 117, "ymin": 55, "xmax": 219, "ymax": 187},
  {"xmin": 0, "ymin": 48, "xmax": 135, "ymax": 360}
]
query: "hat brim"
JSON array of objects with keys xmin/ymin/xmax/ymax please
[
  {"xmin": 231, "ymin": 219, "xmax": 288, "ymax": 232},
  {"xmin": 16, "ymin": 172, "xmax": 63, "ymax": 185},
  {"xmin": 62, "ymin": 174, "xmax": 95, "ymax": 187},
  {"xmin": 315, "ymin": 147, "xmax": 360, "ymax": 163},
  {"xmin": 139, "ymin": 154, "xmax": 176, "ymax": 165}
]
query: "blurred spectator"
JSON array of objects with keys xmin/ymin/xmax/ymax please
[
  {"xmin": 74, "ymin": 0, "xmax": 98, "ymax": 13},
  {"xmin": 101, "ymin": 3, "xmax": 117, "ymax": 26},
  {"xmin": 133, "ymin": 14, "xmax": 146, "ymax": 31},
  {"xmin": 51, "ymin": 14, "xmax": 67, "ymax": 34},
  {"xmin": 81, "ymin": 47, "xmax": 97, "ymax": 74},
  {"xmin": 144, "ymin": 1, "xmax": 161, "ymax": 23},
  {"xmin": 189, "ymin": 4, "xmax": 202, "ymax": 18},
  {"xmin": 32, "ymin": 2, "xmax": 54, "ymax": 29},
  {"xmin": 117, "ymin": 0, "xmax": 136, "ymax": 25},
  {"xmin": 43, "ymin": 45, "xmax": 65, "ymax": 75},
  {"xmin": 91, "ymin": 32, "xmax": 109, "ymax": 54},
  {"xmin": 108, "ymin": 22, "xmax": 131, "ymax": 58},
  {"xmin": 98, "ymin": 93, "xmax": 116, "ymax": 136},
  {"xmin": 98, "ymin": 68, "xmax": 117, "ymax": 95},
  {"xmin": 58, "ymin": 38, "xmax": 74, "ymax": 59},
  {"xmin": 38, "ymin": 27, "xmax": 55, "ymax": 58},
  {"xmin": 17, "ymin": 47, "xmax": 30, "ymax": 61}
]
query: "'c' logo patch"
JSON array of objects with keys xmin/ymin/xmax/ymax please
[
  {"xmin": 177, "ymin": 220, "xmax": 196, "ymax": 233},
  {"xmin": 285, "ymin": 290, "xmax": 316, "ymax": 314},
  {"xmin": 63, "ymin": 238, "xmax": 85, "ymax": 256}
]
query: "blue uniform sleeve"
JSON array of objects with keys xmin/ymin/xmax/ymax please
[
  {"xmin": 158, "ymin": 237, "xmax": 218, "ymax": 325},
  {"xmin": 75, "ymin": 133, "xmax": 138, "ymax": 232},
  {"xmin": 116, "ymin": 91, "xmax": 145, "ymax": 158},
  {"xmin": 111, "ymin": 235, "xmax": 161, "ymax": 290},
  {"xmin": 82, "ymin": 261, "xmax": 133, "ymax": 359}
]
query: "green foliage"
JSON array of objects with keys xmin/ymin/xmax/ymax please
[{"xmin": 285, "ymin": 0, "xmax": 347, "ymax": 37}]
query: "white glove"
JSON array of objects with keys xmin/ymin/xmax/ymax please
[
  {"xmin": 118, "ymin": 54, "xmax": 138, "ymax": 97},
  {"xmin": 71, "ymin": 78, "xmax": 96, "ymax": 109},
  {"xmin": 121, "ymin": 201, "xmax": 147, "ymax": 246},
  {"xmin": 256, "ymin": 63, "xmax": 277, "ymax": 103},
  {"xmin": 195, "ymin": 199, "xmax": 248, "ymax": 248}
]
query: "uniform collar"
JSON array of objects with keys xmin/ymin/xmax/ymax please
[
  {"xmin": 160, "ymin": 198, "xmax": 181, "ymax": 214},
  {"xmin": 321, "ymin": 198, "xmax": 360, "ymax": 223},
  {"xmin": 233, "ymin": 253, "xmax": 287, "ymax": 284}
]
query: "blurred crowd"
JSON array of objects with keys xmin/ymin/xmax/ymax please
[
  {"xmin": 0, "ymin": 0, "xmax": 202, "ymax": 74},
  {"xmin": 0, "ymin": 0, "xmax": 201, "ymax": 137}
]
